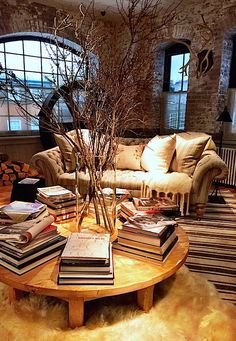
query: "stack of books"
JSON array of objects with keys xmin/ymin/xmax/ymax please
[
  {"xmin": 0, "ymin": 214, "xmax": 67, "ymax": 275},
  {"xmin": 58, "ymin": 232, "xmax": 114, "ymax": 285},
  {"xmin": 113, "ymin": 212, "xmax": 178, "ymax": 264},
  {"xmin": 36, "ymin": 185, "xmax": 80, "ymax": 222},
  {"xmin": 119, "ymin": 197, "xmax": 179, "ymax": 222}
]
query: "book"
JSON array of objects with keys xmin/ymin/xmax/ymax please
[
  {"xmin": 59, "ymin": 244, "xmax": 112, "ymax": 273},
  {"xmin": 127, "ymin": 213, "xmax": 177, "ymax": 230},
  {"xmin": 61, "ymin": 233, "xmax": 110, "ymax": 262},
  {"xmin": 36, "ymin": 193, "xmax": 77, "ymax": 208},
  {"xmin": 53, "ymin": 211, "xmax": 77, "ymax": 222},
  {"xmin": 113, "ymin": 236, "xmax": 178, "ymax": 263},
  {"xmin": 0, "ymin": 213, "xmax": 55, "ymax": 244},
  {"xmin": 0, "ymin": 201, "xmax": 47, "ymax": 223},
  {"xmin": 133, "ymin": 197, "xmax": 179, "ymax": 212},
  {"xmin": 37, "ymin": 186, "xmax": 76, "ymax": 202},
  {"xmin": 0, "ymin": 233, "xmax": 61, "ymax": 258},
  {"xmin": 18, "ymin": 178, "xmax": 41, "ymax": 185},
  {"xmin": 0, "ymin": 247, "xmax": 63, "ymax": 275},
  {"xmin": 0, "ymin": 235, "xmax": 67, "ymax": 266},
  {"xmin": 47, "ymin": 205, "xmax": 76, "ymax": 216},
  {"xmin": 118, "ymin": 230, "xmax": 177, "ymax": 254},
  {"xmin": 118, "ymin": 225, "xmax": 175, "ymax": 246}
]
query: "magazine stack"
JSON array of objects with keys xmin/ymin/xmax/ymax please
[
  {"xmin": 36, "ymin": 185, "xmax": 81, "ymax": 222},
  {"xmin": 58, "ymin": 232, "xmax": 114, "ymax": 285},
  {"xmin": 0, "ymin": 202, "xmax": 67, "ymax": 275},
  {"xmin": 113, "ymin": 212, "xmax": 178, "ymax": 264}
]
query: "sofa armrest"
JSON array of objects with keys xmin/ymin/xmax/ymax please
[
  {"xmin": 191, "ymin": 150, "xmax": 228, "ymax": 205},
  {"xmin": 30, "ymin": 147, "xmax": 65, "ymax": 186}
]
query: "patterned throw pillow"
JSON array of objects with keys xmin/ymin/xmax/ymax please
[
  {"xmin": 115, "ymin": 144, "xmax": 145, "ymax": 170},
  {"xmin": 141, "ymin": 134, "xmax": 176, "ymax": 173},
  {"xmin": 175, "ymin": 135, "xmax": 210, "ymax": 176}
]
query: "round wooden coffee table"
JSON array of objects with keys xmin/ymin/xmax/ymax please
[{"xmin": 0, "ymin": 227, "xmax": 189, "ymax": 328}]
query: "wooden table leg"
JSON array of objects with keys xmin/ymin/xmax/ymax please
[
  {"xmin": 8, "ymin": 287, "xmax": 25, "ymax": 304},
  {"xmin": 137, "ymin": 285, "xmax": 154, "ymax": 312},
  {"xmin": 68, "ymin": 298, "xmax": 84, "ymax": 329}
]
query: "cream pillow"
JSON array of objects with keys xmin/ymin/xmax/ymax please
[
  {"xmin": 141, "ymin": 134, "xmax": 176, "ymax": 173},
  {"xmin": 115, "ymin": 144, "xmax": 144, "ymax": 170},
  {"xmin": 176, "ymin": 135, "xmax": 210, "ymax": 176},
  {"xmin": 54, "ymin": 129, "xmax": 90, "ymax": 173}
]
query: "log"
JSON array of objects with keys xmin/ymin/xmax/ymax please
[{"xmin": 2, "ymin": 173, "xmax": 9, "ymax": 181}]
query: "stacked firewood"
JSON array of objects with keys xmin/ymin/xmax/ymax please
[{"xmin": 0, "ymin": 160, "xmax": 39, "ymax": 186}]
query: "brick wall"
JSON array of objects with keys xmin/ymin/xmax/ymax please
[{"xmin": 1, "ymin": 0, "xmax": 236, "ymax": 137}]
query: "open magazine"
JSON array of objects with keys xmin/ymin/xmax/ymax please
[{"xmin": 0, "ymin": 213, "xmax": 55, "ymax": 244}]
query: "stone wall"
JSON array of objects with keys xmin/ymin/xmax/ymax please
[{"xmin": 1, "ymin": 0, "xmax": 236, "ymax": 138}]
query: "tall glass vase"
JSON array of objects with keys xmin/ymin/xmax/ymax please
[{"xmin": 74, "ymin": 154, "xmax": 118, "ymax": 241}]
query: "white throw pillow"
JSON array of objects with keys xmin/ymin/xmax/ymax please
[
  {"xmin": 115, "ymin": 144, "xmax": 144, "ymax": 170},
  {"xmin": 141, "ymin": 134, "xmax": 176, "ymax": 173}
]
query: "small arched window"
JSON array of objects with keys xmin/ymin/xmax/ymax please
[
  {"xmin": 0, "ymin": 33, "xmax": 88, "ymax": 136},
  {"xmin": 162, "ymin": 42, "xmax": 190, "ymax": 131}
]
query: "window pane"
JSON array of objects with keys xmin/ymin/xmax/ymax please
[
  {"xmin": 5, "ymin": 41, "xmax": 23, "ymax": 54},
  {"xmin": 25, "ymin": 71, "xmax": 42, "ymax": 87},
  {"xmin": 0, "ymin": 43, "xmax": 4, "ymax": 52},
  {"xmin": 0, "ymin": 52, "xmax": 5, "ymax": 68},
  {"xmin": 42, "ymin": 59, "xmax": 57, "ymax": 74},
  {"xmin": 10, "ymin": 70, "xmax": 24, "ymax": 81},
  {"xmin": 8, "ymin": 117, "xmax": 22, "ymax": 130},
  {"xmin": 170, "ymin": 54, "xmax": 183, "ymax": 92},
  {"xmin": 24, "ymin": 40, "xmax": 41, "ymax": 56},
  {"xmin": 41, "ymin": 42, "xmax": 57, "ymax": 58},
  {"xmin": 42, "ymin": 73, "xmax": 56, "ymax": 87},
  {"xmin": 162, "ymin": 92, "xmax": 187, "ymax": 130},
  {"xmin": 5, "ymin": 53, "xmax": 24, "ymax": 70},
  {"xmin": 25, "ymin": 56, "xmax": 41, "ymax": 72}
]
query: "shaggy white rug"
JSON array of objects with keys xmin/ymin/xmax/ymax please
[{"xmin": 0, "ymin": 266, "xmax": 235, "ymax": 341}]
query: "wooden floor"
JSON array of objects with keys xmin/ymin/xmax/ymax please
[{"xmin": 0, "ymin": 184, "xmax": 12, "ymax": 206}]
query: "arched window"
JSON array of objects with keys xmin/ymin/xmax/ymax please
[
  {"xmin": 0, "ymin": 33, "xmax": 88, "ymax": 136},
  {"xmin": 162, "ymin": 43, "xmax": 190, "ymax": 131}
]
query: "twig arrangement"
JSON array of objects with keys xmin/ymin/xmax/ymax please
[{"xmin": 0, "ymin": 0, "xmax": 215, "ymax": 234}]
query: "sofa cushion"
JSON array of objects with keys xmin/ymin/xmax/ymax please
[
  {"xmin": 175, "ymin": 134, "xmax": 210, "ymax": 176},
  {"xmin": 115, "ymin": 144, "xmax": 144, "ymax": 171},
  {"xmin": 54, "ymin": 129, "xmax": 90, "ymax": 173},
  {"xmin": 141, "ymin": 134, "xmax": 176, "ymax": 173}
]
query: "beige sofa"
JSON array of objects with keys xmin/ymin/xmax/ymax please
[{"xmin": 31, "ymin": 131, "xmax": 228, "ymax": 217}]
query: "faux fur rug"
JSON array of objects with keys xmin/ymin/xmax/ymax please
[{"xmin": 0, "ymin": 266, "xmax": 235, "ymax": 341}]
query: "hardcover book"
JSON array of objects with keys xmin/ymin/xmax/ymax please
[
  {"xmin": 118, "ymin": 225, "xmax": 175, "ymax": 246},
  {"xmin": 113, "ymin": 236, "xmax": 178, "ymax": 264},
  {"xmin": 61, "ymin": 233, "xmax": 110, "ymax": 261},
  {"xmin": 118, "ymin": 231, "xmax": 177, "ymax": 254},
  {"xmin": 37, "ymin": 186, "xmax": 76, "ymax": 202}
]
